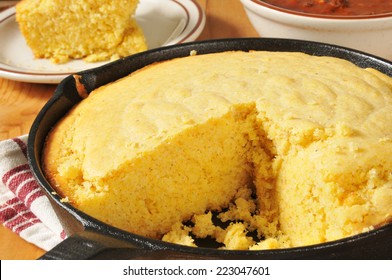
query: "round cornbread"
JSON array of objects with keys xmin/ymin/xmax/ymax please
[{"xmin": 42, "ymin": 51, "xmax": 392, "ymax": 249}]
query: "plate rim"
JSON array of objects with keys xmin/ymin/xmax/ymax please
[{"xmin": 0, "ymin": 0, "xmax": 206, "ymax": 84}]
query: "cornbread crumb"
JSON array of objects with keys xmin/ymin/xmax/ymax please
[
  {"xmin": 60, "ymin": 197, "xmax": 69, "ymax": 203},
  {"xmin": 16, "ymin": 0, "xmax": 147, "ymax": 63},
  {"xmin": 191, "ymin": 212, "xmax": 219, "ymax": 239},
  {"xmin": 162, "ymin": 223, "xmax": 196, "ymax": 247},
  {"xmin": 222, "ymin": 223, "xmax": 254, "ymax": 250},
  {"xmin": 43, "ymin": 51, "xmax": 392, "ymax": 249},
  {"xmin": 249, "ymin": 238, "xmax": 279, "ymax": 250}
]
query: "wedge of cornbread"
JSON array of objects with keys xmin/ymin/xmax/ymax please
[{"xmin": 16, "ymin": 0, "xmax": 147, "ymax": 63}]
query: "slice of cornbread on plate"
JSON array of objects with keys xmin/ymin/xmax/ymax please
[{"xmin": 15, "ymin": 0, "xmax": 147, "ymax": 63}]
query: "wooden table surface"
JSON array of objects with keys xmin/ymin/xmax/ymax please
[{"xmin": 0, "ymin": 0, "xmax": 258, "ymax": 260}]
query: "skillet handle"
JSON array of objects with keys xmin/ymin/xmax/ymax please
[
  {"xmin": 38, "ymin": 231, "xmax": 157, "ymax": 260},
  {"xmin": 38, "ymin": 233, "xmax": 119, "ymax": 260},
  {"xmin": 38, "ymin": 232, "xmax": 209, "ymax": 260}
]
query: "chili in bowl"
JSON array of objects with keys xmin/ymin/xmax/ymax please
[
  {"xmin": 240, "ymin": 0, "xmax": 392, "ymax": 60},
  {"xmin": 261, "ymin": 0, "xmax": 392, "ymax": 17}
]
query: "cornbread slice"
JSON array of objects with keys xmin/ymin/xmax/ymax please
[
  {"xmin": 16, "ymin": 0, "xmax": 147, "ymax": 63},
  {"xmin": 43, "ymin": 51, "xmax": 392, "ymax": 248}
]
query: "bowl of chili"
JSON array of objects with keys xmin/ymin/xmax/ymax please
[{"xmin": 240, "ymin": 0, "xmax": 392, "ymax": 60}]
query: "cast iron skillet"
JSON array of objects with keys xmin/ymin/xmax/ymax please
[{"xmin": 28, "ymin": 38, "xmax": 392, "ymax": 259}]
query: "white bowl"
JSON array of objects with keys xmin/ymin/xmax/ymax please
[{"xmin": 240, "ymin": 0, "xmax": 392, "ymax": 60}]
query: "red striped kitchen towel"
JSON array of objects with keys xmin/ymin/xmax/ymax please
[{"xmin": 0, "ymin": 135, "xmax": 66, "ymax": 251}]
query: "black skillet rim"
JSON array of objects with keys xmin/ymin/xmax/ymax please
[{"xmin": 27, "ymin": 38, "xmax": 392, "ymax": 259}]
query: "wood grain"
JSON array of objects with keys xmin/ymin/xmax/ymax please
[
  {"xmin": 0, "ymin": 0, "xmax": 257, "ymax": 259},
  {"xmin": 0, "ymin": 79, "xmax": 56, "ymax": 139},
  {"xmin": 0, "ymin": 225, "xmax": 45, "ymax": 260}
]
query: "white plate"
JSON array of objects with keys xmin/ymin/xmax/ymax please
[{"xmin": 0, "ymin": 0, "xmax": 205, "ymax": 84}]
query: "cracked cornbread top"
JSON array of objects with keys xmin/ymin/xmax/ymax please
[{"xmin": 43, "ymin": 51, "xmax": 392, "ymax": 249}]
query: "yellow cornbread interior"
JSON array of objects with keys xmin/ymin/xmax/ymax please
[
  {"xmin": 16, "ymin": 0, "xmax": 147, "ymax": 63},
  {"xmin": 43, "ymin": 51, "xmax": 392, "ymax": 249}
]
